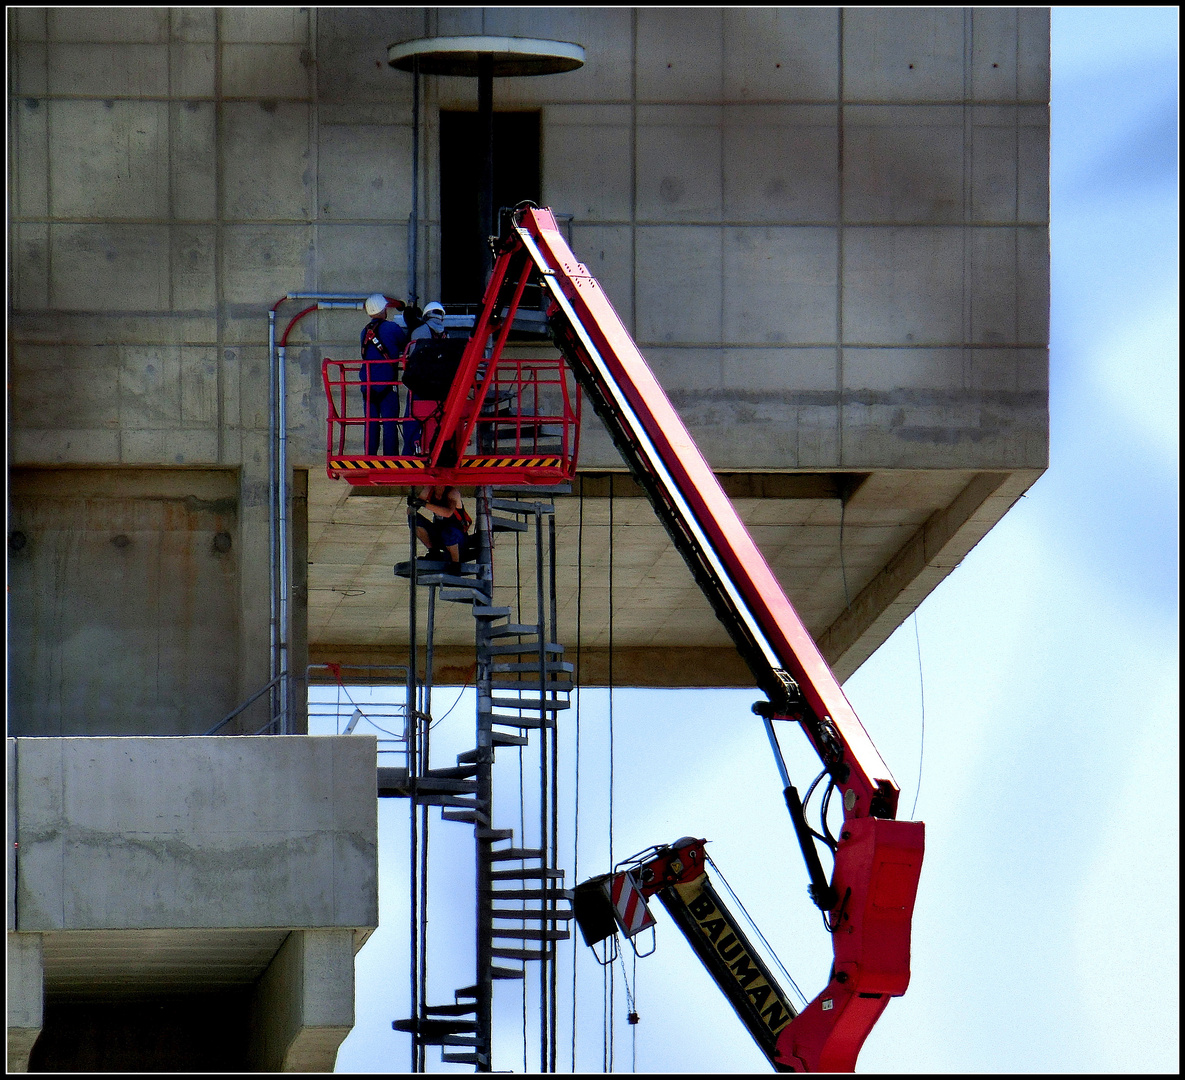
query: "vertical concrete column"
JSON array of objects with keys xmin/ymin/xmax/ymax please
[
  {"xmin": 239, "ymin": 456, "xmax": 274, "ymax": 733},
  {"xmin": 289, "ymin": 469, "xmax": 310, "ymax": 734},
  {"xmin": 6, "ymin": 933, "xmax": 43, "ymax": 1073},
  {"xmin": 247, "ymin": 929, "xmax": 356, "ymax": 1073}
]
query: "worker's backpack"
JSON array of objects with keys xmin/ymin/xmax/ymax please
[{"xmin": 402, "ymin": 338, "xmax": 467, "ymax": 401}]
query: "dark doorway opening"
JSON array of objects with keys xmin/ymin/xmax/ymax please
[{"xmin": 439, "ymin": 111, "xmax": 541, "ymax": 307}]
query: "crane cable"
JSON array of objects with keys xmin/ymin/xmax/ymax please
[
  {"xmin": 911, "ymin": 612, "xmax": 925, "ymax": 819},
  {"xmin": 572, "ymin": 480, "xmax": 584, "ymax": 1072},
  {"xmin": 515, "ymin": 527, "xmax": 528, "ymax": 1071},
  {"xmin": 607, "ymin": 475, "xmax": 616, "ymax": 1072},
  {"xmin": 704, "ymin": 852, "xmax": 810, "ymax": 1012}
]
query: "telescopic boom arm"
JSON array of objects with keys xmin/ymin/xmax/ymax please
[{"xmin": 434, "ymin": 207, "xmax": 925, "ymax": 1072}]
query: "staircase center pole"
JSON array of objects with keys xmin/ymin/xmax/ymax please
[{"xmin": 475, "ymin": 485, "xmax": 495, "ymax": 1071}]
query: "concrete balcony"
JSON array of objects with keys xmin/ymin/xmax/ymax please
[{"xmin": 6, "ymin": 735, "xmax": 378, "ymax": 1073}]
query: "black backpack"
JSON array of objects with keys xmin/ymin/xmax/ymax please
[{"xmin": 402, "ymin": 338, "xmax": 467, "ymax": 401}]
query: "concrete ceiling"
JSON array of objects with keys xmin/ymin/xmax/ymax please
[{"xmin": 306, "ymin": 465, "xmax": 1016, "ymax": 687}]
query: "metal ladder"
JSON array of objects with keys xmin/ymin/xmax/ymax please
[{"xmin": 390, "ymin": 485, "xmax": 573, "ymax": 1072}]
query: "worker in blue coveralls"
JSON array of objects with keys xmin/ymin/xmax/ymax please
[{"xmin": 359, "ymin": 292, "xmax": 409, "ymax": 456}]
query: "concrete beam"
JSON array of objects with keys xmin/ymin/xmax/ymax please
[
  {"xmin": 309, "ymin": 643, "xmax": 754, "ymax": 689},
  {"xmin": 247, "ymin": 929, "xmax": 355, "ymax": 1073},
  {"xmin": 7, "ymin": 932, "xmax": 44, "ymax": 1073},
  {"xmin": 820, "ymin": 470, "xmax": 1041, "ymax": 680}
]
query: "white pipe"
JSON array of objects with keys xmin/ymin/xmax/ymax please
[
  {"xmin": 267, "ymin": 309, "xmax": 278, "ymax": 723},
  {"xmin": 278, "ymin": 343, "xmax": 290, "ymax": 734}
]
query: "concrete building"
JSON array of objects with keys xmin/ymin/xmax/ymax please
[{"xmin": 7, "ymin": 7, "xmax": 1049, "ymax": 1071}]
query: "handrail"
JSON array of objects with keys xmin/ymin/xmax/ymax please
[{"xmin": 204, "ymin": 673, "xmax": 287, "ymax": 735}]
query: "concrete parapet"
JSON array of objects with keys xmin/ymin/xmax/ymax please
[
  {"xmin": 6, "ymin": 932, "xmax": 43, "ymax": 1072},
  {"xmin": 248, "ymin": 929, "xmax": 356, "ymax": 1072},
  {"xmin": 10, "ymin": 735, "xmax": 378, "ymax": 933}
]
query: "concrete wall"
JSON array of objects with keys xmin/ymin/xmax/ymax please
[
  {"xmin": 9, "ymin": 6, "xmax": 1049, "ymax": 475},
  {"xmin": 8, "ymin": 469, "xmax": 245, "ymax": 737},
  {"xmin": 7, "ymin": 735, "xmax": 375, "ymax": 1071},
  {"xmin": 9, "ymin": 736, "xmax": 377, "ymax": 934}
]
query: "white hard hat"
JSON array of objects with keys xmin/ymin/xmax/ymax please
[
  {"xmin": 422, "ymin": 301, "xmax": 445, "ymax": 319},
  {"xmin": 364, "ymin": 293, "xmax": 388, "ymax": 318}
]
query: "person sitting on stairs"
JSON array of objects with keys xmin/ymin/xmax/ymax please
[{"xmin": 413, "ymin": 485, "xmax": 471, "ymax": 565}]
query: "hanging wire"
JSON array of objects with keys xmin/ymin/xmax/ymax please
[
  {"xmin": 705, "ymin": 853, "xmax": 810, "ymax": 1012},
  {"xmin": 572, "ymin": 480, "xmax": 583, "ymax": 1073},
  {"xmin": 631, "ymin": 951, "xmax": 639, "ymax": 1072},
  {"xmin": 607, "ymin": 475, "xmax": 616, "ymax": 1073},
  {"xmin": 839, "ymin": 495, "xmax": 851, "ymax": 610},
  {"xmin": 514, "ymin": 529, "xmax": 528, "ymax": 1073},
  {"xmin": 911, "ymin": 612, "xmax": 926, "ymax": 819},
  {"xmin": 614, "ymin": 944, "xmax": 639, "ymax": 1073},
  {"xmin": 428, "ymin": 664, "xmax": 475, "ymax": 729}
]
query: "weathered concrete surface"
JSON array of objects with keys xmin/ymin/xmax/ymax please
[
  {"xmin": 247, "ymin": 929, "xmax": 355, "ymax": 1072},
  {"xmin": 6, "ymin": 933, "xmax": 43, "ymax": 1073},
  {"xmin": 7, "ymin": 469, "xmax": 246, "ymax": 737},
  {"xmin": 9, "ymin": 736, "xmax": 378, "ymax": 935},
  {"xmin": 7, "ymin": 6, "xmax": 1049, "ymax": 678}
]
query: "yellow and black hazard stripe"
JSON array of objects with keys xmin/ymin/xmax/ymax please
[
  {"xmin": 329, "ymin": 458, "xmax": 426, "ymax": 470},
  {"xmin": 461, "ymin": 456, "xmax": 564, "ymax": 469}
]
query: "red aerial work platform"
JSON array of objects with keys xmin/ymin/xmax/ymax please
[{"xmin": 322, "ymin": 205, "xmax": 924, "ymax": 1072}]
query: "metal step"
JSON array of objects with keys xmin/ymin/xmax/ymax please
[
  {"xmin": 425, "ymin": 765, "xmax": 480, "ymax": 780},
  {"xmin": 476, "ymin": 827, "xmax": 515, "ymax": 841},
  {"xmin": 394, "ymin": 559, "xmax": 478, "ymax": 578},
  {"xmin": 454, "ymin": 986, "xmax": 478, "ymax": 1001},
  {"xmin": 456, "ymin": 732, "xmax": 528, "ymax": 763},
  {"xmin": 391, "ymin": 1018, "xmax": 477, "ymax": 1038},
  {"xmin": 415, "ymin": 793, "xmax": 484, "ymax": 809},
  {"xmin": 491, "ymin": 660, "xmax": 573, "ymax": 674},
  {"xmin": 440, "ymin": 587, "xmax": 491, "ymax": 603},
  {"xmin": 491, "ymin": 946, "xmax": 553, "ymax": 961},
  {"xmin": 491, "ymin": 516, "xmax": 528, "ymax": 532},
  {"xmin": 491, "ymin": 909, "xmax": 575, "ymax": 923},
  {"xmin": 423, "ymin": 1002, "xmax": 477, "ymax": 1017},
  {"xmin": 489, "ymin": 866, "xmax": 564, "ymax": 881},
  {"xmin": 490, "ymin": 888, "xmax": 575, "ymax": 901},
  {"xmin": 489, "ymin": 714, "xmax": 555, "ymax": 730},
  {"xmin": 413, "ymin": 777, "xmax": 477, "ymax": 794},
  {"xmin": 485, "ymin": 641, "xmax": 564, "ymax": 656},
  {"xmin": 440, "ymin": 808, "xmax": 490, "ymax": 825},
  {"xmin": 439, "ymin": 1035, "xmax": 483, "ymax": 1047},
  {"xmin": 493, "ymin": 483, "xmax": 572, "ymax": 495},
  {"xmin": 486, "ymin": 623, "xmax": 541, "ymax": 637},
  {"xmin": 489, "ymin": 679, "xmax": 574, "ymax": 693},
  {"xmin": 490, "ymin": 498, "xmax": 556, "ymax": 515},
  {"xmin": 441, "ymin": 1053, "xmax": 483, "ymax": 1065},
  {"xmin": 491, "ymin": 909, "xmax": 576, "ymax": 922},
  {"xmin": 473, "ymin": 605, "xmax": 513, "ymax": 618},
  {"xmin": 491, "ymin": 967, "xmax": 524, "ymax": 981},
  {"xmin": 491, "ymin": 928, "xmax": 571, "ymax": 942},
  {"xmin": 487, "ymin": 847, "xmax": 544, "ymax": 862},
  {"xmin": 484, "ymin": 696, "xmax": 570, "ymax": 712}
]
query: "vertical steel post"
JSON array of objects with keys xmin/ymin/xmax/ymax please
[
  {"xmin": 407, "ymin": 500, "xmax": 420, "ymax": 1072},
  {"xmin": 409, "ymin": 55, "xmax": 420, "ymax": 307},
  {"xmin": 535, "ymin": 507, "xmax": 548, "ymax": 1071},
  {"xmin": 277, "ymin": 343, "xmax": 290, "ymax": 733},
  {"xmin": 475, "ymin": 486, "xmax": 495, "ymax": 1072},
  {"xmin": 477, "ymin": 55, "xmax": 494, "ymax": 291},
  {"xmin": 547, "ymin": 507, "xmax": 559, "ymax": 1072}
]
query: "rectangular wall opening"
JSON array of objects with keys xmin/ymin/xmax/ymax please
[{"xmin": 439, "ymin": 111, "xmax": 541, "ymax": 307}]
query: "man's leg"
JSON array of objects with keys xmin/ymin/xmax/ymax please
[
  {"xmin": 363, "ymin": 389, "xmax": 385, "ymax": 456},
  {"xmin": 379, "ymin": 387, "xmax": 401, "ymax": 455}
]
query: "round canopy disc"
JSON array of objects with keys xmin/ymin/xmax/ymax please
[{"xmin": 387, "ymin": 35, "xmax": 585, "ymax": 78}]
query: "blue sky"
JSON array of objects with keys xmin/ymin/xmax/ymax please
[{"xmin": 320, "ymin": 9, "xmax": 1179, "ymax": 1072}]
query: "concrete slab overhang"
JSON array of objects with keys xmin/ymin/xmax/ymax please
[
  {"xmin": 308, "ymin": 466, "xmax": 1040, "ymax": 688},
  {"xmin": 7, "ymin": 736, "xmax": 379, "ymax": 992}
]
